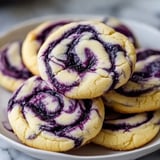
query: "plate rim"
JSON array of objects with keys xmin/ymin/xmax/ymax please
[{"xmin": 1, "ymin": 132, "xmax": 160, "ymax": 159}]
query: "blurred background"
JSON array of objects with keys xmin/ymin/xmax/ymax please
[{"xmin": 1, "ymin": 0, "xmax": 160, "ymax": 33}]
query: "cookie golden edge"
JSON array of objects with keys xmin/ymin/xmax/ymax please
[
  {"xmin": 92, "ymin": 110, "xmax": 160, "ymax": 150},
  {"xmin": 103, "ymin": 90, "xmax": 160, "ymax": 113},
  {"xmin": 22, "ymin": 21, "xmax": 53, "ymax": 75},
  {"xmin": 7, "ymin": 76, "xmax": 105, "ymax": 152}
]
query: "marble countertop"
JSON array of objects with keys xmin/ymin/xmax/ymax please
[{"xmin": 1, "ymin": 0, "xmax": 160, "ymax": 159}]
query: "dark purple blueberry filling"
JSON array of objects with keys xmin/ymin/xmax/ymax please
[
  {"xmin": 56, "ymin": 36, "xmax": 97, "ymax": 74},
  {"xmin": 102, "ymin": 44, "xmax": 126, "ymax": 90},
  {"xmin": 115, "ymin": 87, "xmax": 156, "ymax": 97},
  {"xmin": 36, "ymin": 21, "xmax": 71, "ymax": 44},
  {"xmin": 115, "ymin": 49, "xmax": 160, "ymax": 96},
  {"xmin": 0, "ymin": 42, "xmax": 32, "ymax": 79},
  {"xmin": 8, "ymin": 77, "xmax": 94, "ymax": 147},
  {"xmin": 131, "ymin": 60, "xmax": 160, "ymax": 83},
  {"xmin": 66, "ymin": 48, "xmax": 97, "ymax": 73},
  {"xmin": 136, "ymin": 49, "xmax": 160, "ymax": 62},
  {"xmin": 53, "ymin": 79, "xmax": 80, "ymax": 94},
  {"xmin": 143, "ymin": 59, "xmax": 160, "ymax": 78},
  {"xmin": 113, "ymin": 25, "xmax": 138, "ymax": 48},
  {"xmin": 132, "ymin": 50, "xmax": 160, "ymax": 82},
  {"xmin": 43, "ymin": 24, "xmax": 127, "ymax": 93},
  {"xmin": 131, "ymin": 72, "xmax": 150, "ymax": 82},
  {"xmin": 103, "ymin": 18, "xmax": 138, "ymax": 48},
  {"xmin": 40, "ymin": 124, "xmax": 83, "ymax": 147},
  {"xmin": 106, "ymin": 112, "xmax": 136, "ymax": 121},
  {"xmin": 149, "ymin": 61, "xmax": 160, "ymax": 77},
  {"xmin": 103, "ymin": 112, "xmax": 153, "ymax": 131}
]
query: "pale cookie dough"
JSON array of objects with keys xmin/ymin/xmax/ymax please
[
  {"xmin": 38, "ymin": 21, "xmax": 136, "ymax": 99},
  {"xmin": 0, "ymin": 41, "xmax": 32, "ymax": 92},
  {"xmin": 22, "ymin": 20, "xmax": 71, "ymax": 75},
  {"xmin": 103, "ymin": 17, "xmax": 139, "ymax": 48},
  {"xmin": 8, "ymin": 76, "xmax": 104, "ymax": 152},
  {"xmin": 92, "ymin": 109, "xmax": 160, "ymax": 150},
  {"xmin": 103, "ymin": 49, "xmax": 160, "ymax": 113}
]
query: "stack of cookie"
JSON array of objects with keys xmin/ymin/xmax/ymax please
[
  {"xmin": 94, "ymin": 48, "xmax": 160, "ymax": 150},
  {"xmin": 0, "ymin": 17, "xmax": 160, "ymax": 152}
]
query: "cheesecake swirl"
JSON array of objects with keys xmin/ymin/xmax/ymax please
[
  {"xmin": 0, "ymin": 41, "xmax": 32, "ymax": 79},
  {"xmin": 8, "ymin": 76, "xmax": 104, "ymax": 151},
  {"xmin": 38, "ymin": 21, "xmax": 135, "ymax": 98},
  {"xmin": 116, "ymin": 49, "xmax": 160, "ymax": 96},
  {"xmin": 103, "ymin": 111, "xmax": 154, "ymax": 131},
  {"xmin": 103, "ymin": 49, "xmax": 160, "ymax": 113}
]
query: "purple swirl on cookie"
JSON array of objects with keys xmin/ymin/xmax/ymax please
[
  {"xmin": 0, "ymin": 41, "xmax": 32, "ymax": 79},
  {"xmin": 132, "ymin": 49, "xmax": 160, "ymax": 81},
  {"xmin": 103, "ymin": 17, "xmax": 138, "ymax": 48},
  {"xmin": 36, "ymin": 20, "xmax": 71, "ymax": 44},
  {"xmin": 115, "ymin": 49, "xmax": 160, "ymax": 96},
  {"xmin": 8, "ymin": 76, "xmax": 101, "ymax": 147},
  {"xmin": 103, "ymin": 110, "xmax": 154, "ymax": 131},
  {"xmin": 40, "ymin": 23, "xmax": 129, "ymax": 94}
]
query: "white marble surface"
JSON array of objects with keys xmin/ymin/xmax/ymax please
[
  {"xmin": 1, "ymin": 0, "xmax": 160, "ymax": 159},
  {"xmin": 0, "ymin": 139, "xmax": 36, "ymax": 160}
]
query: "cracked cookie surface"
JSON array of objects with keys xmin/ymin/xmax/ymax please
[
  {"xmin": 7, "ymin": 76, "xmax": 104, "ymax": 152},
  {"xmin": 38, "ymin": 21, "xmax": 136, "ymax": 99}
]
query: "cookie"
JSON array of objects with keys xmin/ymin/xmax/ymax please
[
  {"xmin": 8, "ymin": 76, "xmax": 104, "ymax": 152},
  {"xmin": 103, "ymin": 17, "xmax": 139, "ymax": 48},
  {"xmin": 22, "ymin": 20, "xmax": 71, "ymax": 75},
  {"xmin": 38, "ymin": 21, "xmax": 136, "ymax": 99},
  {"xmin": 92, "ymin": 109, "xmax": 160, "ymax": 150},
  {"xmin": 0, "ymin": 41, "xmax": 32, "ymax": 92},
  {"xmin": 103, "ymin": 49, "xmax": 160, "ymax": 113}
]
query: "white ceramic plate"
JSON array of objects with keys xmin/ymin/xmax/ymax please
[{"xmin": 0, "ymin": 15, "xmax": 160, "ymax": 160}]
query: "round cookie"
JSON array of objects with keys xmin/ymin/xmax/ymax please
[
  {"xmin": 22, "ymin": 20, "xmax": 71, "ymax": 75},
  {"xmin": 92, "ymin": 109, "xmax": 160, "ymax": 150},
  {"xmin": 38, "ymin": 21, "xmax": 136, "ymax": 99},
  {"xmin": 0, "ymin": 41, "xmax": 32, "ymax": 92},
  {"xmin": 8, "ymin": 76, "xmax": 104, "ymax": 152},
  {"xmin": 103, "ymin": 49, "xmax": 160, "ymax": 113},
  {"xmin": 103, "ymin": 17, "xmax": 139, "ymax": 48}
]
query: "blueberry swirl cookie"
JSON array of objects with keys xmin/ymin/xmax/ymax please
[
  {"xmin": 103, "ymin": 49, "xmax": 160, "ymax": 113},
  {"xmin": 22, "ymin": 20, "xmax": 71, "ymax": 75},
  {"xmin": 0, "ymin": 41, "xmax": 32, "ymax": 92},
  {"xmin": 103, "ymin": 17, "xmax": 139, "ymax": 48},
  {"xmin": 8, "ymin": 76, "xmax": 104, "ymax": 152},
  {"xmin": 38, "ymin": 21, "xmax": 136, "ymax": 99},
  {"xmin": 92, "ymin": 109, "xmax": 160, "ymax": 150}
]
